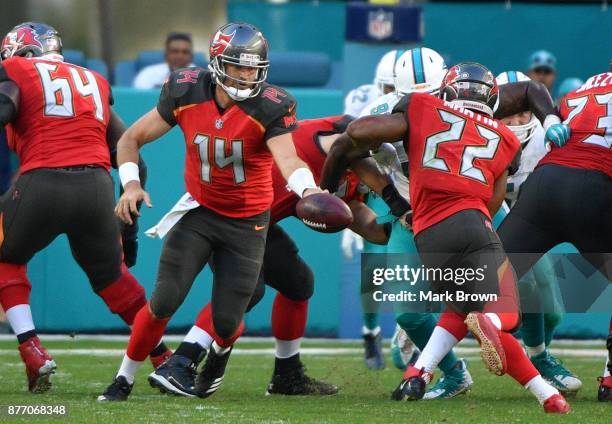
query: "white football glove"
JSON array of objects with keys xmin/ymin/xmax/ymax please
[{"xmin": 341, "ymin": 229, "xmax": 364, "ymax": 259}]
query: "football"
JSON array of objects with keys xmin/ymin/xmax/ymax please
[{"xmin": 296, "ymin": 193, "xmax": 353, "ymax": 233}]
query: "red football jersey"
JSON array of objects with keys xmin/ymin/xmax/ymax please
[
  {"xmin": 400, "ymin": 93, "xmax": 520, "ymax": 235},
  {"xmin": 157, "ymin": 70, "xmax": 298, "ymax": 218},
  {"xmin": 271, "ymin": 116, "xmax": 362, "ymax": 223},
  {"xmin": 1, "ymin": 57, "xmax": 112, "ymax": 174},
  {"xmin": 539, "ymin": 72, "xmax": 612, "ymax": 178}
]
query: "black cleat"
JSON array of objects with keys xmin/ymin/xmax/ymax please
[
  {"xmin": 148, "ymin": 354, "xmax": 197, "ymax": 397},
  {"xmin": 391, "ymin": 366, "xmax": 433, "ymax": 401},
  {"xmin": 266, "ymin": 365, "xmax": 339, "ymax": 396},
  {"xmin": 363, "ymin": 332, "xmax": 385, "ymax": 370},
  {"xmin": 97, "ymin": 375, "xmax": 133, "ymax": 402},
  {"xmin": 195, "ymin": 347, "xmax": 232, "ymax": 398},
  {"xmin": 598, "ymin": 376, "xmax": 612, "ymax": 401}
]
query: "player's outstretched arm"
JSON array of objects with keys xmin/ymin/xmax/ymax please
[
  {"xmin": 115, "ymin": 108, "xmax": 172, "ymax": 225},
  {"xmin": 347, "ymin": 113, "xmax": 408, "ymax": 150},
  {"xmin": 268, "ymin": 132, "xmax": 321, "ymax": 198},
  {"xmin": 348, "ymin": 199, "xmax": 389, "ymax": 245},
  {"xmin": 320, "ymin": 113, "xmax": 407, "ymax": 192},
  {"xmin": 496, "ymin": 80, "xmax": 557, "ymax": 123}
]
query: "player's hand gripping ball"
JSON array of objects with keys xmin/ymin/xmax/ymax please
[{"xmin": 296, "ymin": 193, "xmax": 353, "ymax": 233}]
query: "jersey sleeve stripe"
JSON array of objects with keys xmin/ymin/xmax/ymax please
[
  {"xmin": 173, "ymin": 103, "xmax": 199, "ymax": 118},
  {"xmin": 247, "ymin": 114, "xmax": 266, "ymax": 134}
]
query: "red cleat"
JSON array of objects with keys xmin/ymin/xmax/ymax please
[
  {"xmin": 465, "ymin": 312, "xmax": 507, "ymax": 376},
  {"xmin": 150, "ymin": 348, "xmax": 173, "ymax": 369},
  {"xmin": 543, "ymin": 393, "xmax": 571, "ymax": 414},
  {"xmin": 597, "ymin": 376, "xmax": 612, "ymax": 402},
  {"xmin": 18, "ymin": 336, "xmax": 57, "ymax": 393}
]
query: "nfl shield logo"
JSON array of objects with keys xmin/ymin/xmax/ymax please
[
  {"xmin": 368, "ymin": 9, "xmax": 393, "ymax": 40},
  {"xmin": 215, "ymin": 119, "xmax": 224, "ymax": 129}
]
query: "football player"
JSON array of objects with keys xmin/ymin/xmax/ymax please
[
  {"xmin": 0, "ymin": 22, "xmax": 171, "ymax": 393},
  {"xmin": 354, "ymin": 47, "xmax": 474, "ymax": 400},
  {"xmin": 98, "ymin": 22, "xmax": 327, "ymax": 401},
  {"xmin": 497, "ymin": 71, "xmax": 612, "ymax": 402},
  {"xmin": 343, "ymin": 49, "xmax": 403, "ymax": 370},
  {"xmin": 321, "ymin": 63, "xmax": 571, "ymax": 413},
  {"xmin": 495, "ymin": 71, "xmax": 581, "ymax": 395},
  {"xmin": 343, "ymin": 49, "xmax": 399, "ymax": 118},
  {"xmin": 145, "ymin": 115, "xmax": 410, "ymax": 397}
]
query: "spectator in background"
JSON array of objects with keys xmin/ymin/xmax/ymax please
[
  {"xmin": 556, "ymin": 77, "xmax": 584, "ymax": 107},
  {"xmin": 526, "ymin": 50, "xmax": 557, "ymax": 93},
  {"xmin": 133, "ymin": 32, "xmax": 194, "ymax": 89}
]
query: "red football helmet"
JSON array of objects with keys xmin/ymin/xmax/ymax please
[
  {"xmin": 208, "ymin": 22, "xmax": 269, "ymax": 101},
  {"xmin": 1, "ymin": 22, "xmax": 62, "ymax": 61},
  {"xmin": 439, "ymin": 62, "xmax": 499, "ymax": 117}
]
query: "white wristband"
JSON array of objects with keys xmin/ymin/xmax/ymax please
[
  {"xmin": 286, "ymin": 167, "xmax": 317, "ymax": 198},
  {"xmin": 118, "ymin": 162, "xmax": 140, "ymax": 188},
  {"xmin": 543, "ymin": 114, "xmax": 561, "ymax": 131}
]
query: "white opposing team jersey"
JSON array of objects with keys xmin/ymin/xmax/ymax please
[
  {"xmin": 506, "ymin": 123, "xmax": 547, "ymax": 205},
  {"xmin": 359, "ymin": 92, "xmax": 410, "ymax": 201},
  {"xmin": 343, "ymin": 84, "xmax": 380, "ymax": 117}
]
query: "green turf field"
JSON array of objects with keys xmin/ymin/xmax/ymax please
[{"xmin": 0, "ymin": 338, "xmax": 609, "ymax": 423}]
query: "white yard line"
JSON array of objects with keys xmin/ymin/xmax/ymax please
[
  {"xmin": 0, "ymin": 347, "xmax": 606, "ymax": 357},
  {"xmin": 0, "ymin": 334, "xmax": 606, "ymax": 347}
]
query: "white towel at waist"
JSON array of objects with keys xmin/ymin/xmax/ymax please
[{"xmin": 145, "ymin": 192, "xmax": 199, "ymax": 239}]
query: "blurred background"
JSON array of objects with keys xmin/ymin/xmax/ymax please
[{"xmin": 0, "ymin": 0, "xmax": 610, "ymax": 339}]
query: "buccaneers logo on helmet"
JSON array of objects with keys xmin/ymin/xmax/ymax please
[
  {"xmin": 209, "ymin": 30, "xmax": 236, "ymax": 58},
  {"xmin": 1, "ymin": 27, "xmax": 42, "ymax": 60}
]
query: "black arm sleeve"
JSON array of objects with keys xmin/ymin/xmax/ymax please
[
  {"xmin": 0, "ymin": 72, "xmax": 20, "ymax": 127},
  {"xmin": 320, "ymin": 133, "xmax": 357, "ymax": 193},
  {"xmin": 107, "ymin": 109, "xmax": 127, "ymax": 168},
  {"xmin": 119, "ymin": 156, "xmax": 148, "ymax": 241},
  {"xmin": 264, "ymin": 96, "xmax": 298, "ymax": 141},
  {"xmin": 391, "ymin": 93, "xmax": 411, "ymax": 141},
  {"xmin": 495, "ymin": 81, "xmax": 557, "ymax": 123},
  {"xmin": 156, "ymin": 80, "xmax": 178, "ymax": 126},
  {"xmin": 508, "ymin": 149, "xmax": 521, "ymax": 176},
  {"xmin": 0, "ymin": 93, "xmax": 17, "ymax": 127}
]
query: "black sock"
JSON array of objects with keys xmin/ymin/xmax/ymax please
[
  {"xmin": 17, "ymin": 330, "xmax": 37, "ymax": 344},
  {"xmin": 175, "ymin": 342, "xmax": 205, "ymax": 364},
  {"xmin": 274, "ymin": 353, "xmax": 301, "ymax": 375},
  {"xmin": 150, "ymin": 341, "xmax": 170, "ymax": 357}
]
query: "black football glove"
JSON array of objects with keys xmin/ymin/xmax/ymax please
[{"xmin": 121, "ymin": 224, "xmax": 138, "ymax": 268}]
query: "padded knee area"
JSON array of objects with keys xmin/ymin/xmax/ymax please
[{"xmin": 212, "ymin": 310, "xmax": 242, "ymax": 340}]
